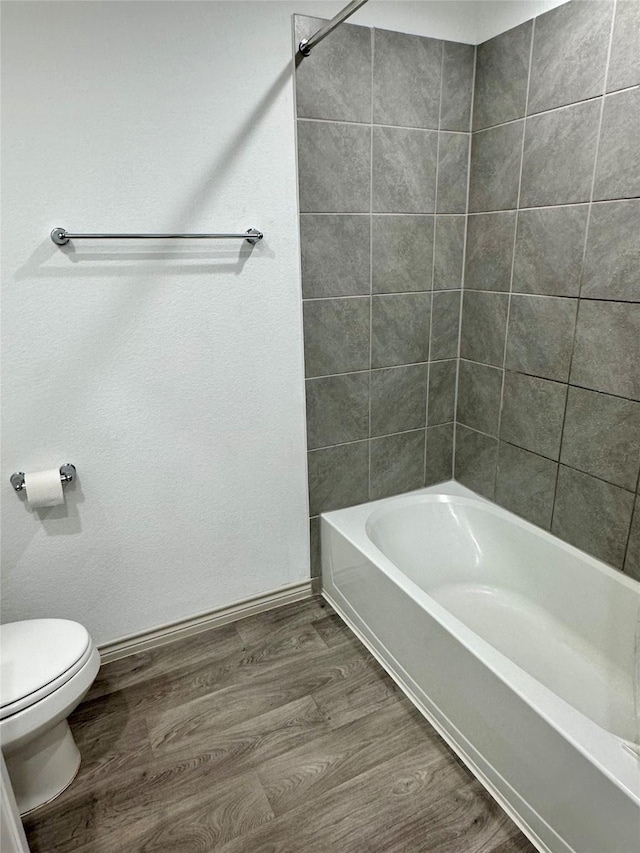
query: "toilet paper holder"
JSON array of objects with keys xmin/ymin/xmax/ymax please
[{"xmin": 10, "ymin": 464, "xmax": 76, "ymax": 493}]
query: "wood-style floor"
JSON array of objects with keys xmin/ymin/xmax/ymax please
[{"xmin": 24, "ymin": 597, "xmax": 536, "ymax": 852}]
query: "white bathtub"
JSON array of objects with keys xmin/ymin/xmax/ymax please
[{"xmin": 321, "ymin": 481, "xmax": 640, "ymax": 853}]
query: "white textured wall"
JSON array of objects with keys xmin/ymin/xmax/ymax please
[
  {"xmin": 1, "ymin": 0, "xmax": 313, "ymax": 644},
  {"xmin": 293, "ymin": 1, "xmax": 570, "ymax": 44},
  {"xmin": 1, "ymin": 0, "xmax": 559, "ymax": 646},
  {"xmin": 469, "ymin": 0, "xmax": 570, "ymax": 43}
]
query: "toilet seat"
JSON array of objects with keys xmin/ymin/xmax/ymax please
[{"xmin": 0, "ymin": 620, "xmax": 92, "ymax": 720}]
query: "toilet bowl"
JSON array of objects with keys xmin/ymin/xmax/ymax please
[{"xmin": 0, "ymin": 619, "xmax": 100, "ymax": 815}]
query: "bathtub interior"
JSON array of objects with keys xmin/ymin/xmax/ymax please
[{"xmin": 346, "ymin": 490, "xmax": 640, "ymax": 745}]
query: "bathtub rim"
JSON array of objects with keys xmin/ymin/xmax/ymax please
[{"xmin": 321, "ymin": 480, "xmax": 640, "ymax": 806}]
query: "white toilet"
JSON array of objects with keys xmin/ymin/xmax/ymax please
[{"xmin": 0, "ymin": 619, "xmax": 100, "ymax": 815}]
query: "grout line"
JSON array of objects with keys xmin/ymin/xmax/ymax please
[
  {"xmin": 297, "ymin": 115, "xmax": 447, "ymax": 133},
  {"xmin": 493, "ymin": 18, "xmax": 535, "ymax": 500},
  {"xmin": 458, "ymin": 290, "xmax": 638, "ymax": 302},
  {"xmin": 622, "ymin": 457, "xmax": 640, "ymax": 568},
  {"xmin": 297, "ymin": 83, "xmax": 638, "ymax": 136},
  {"xmin": 300, "ymin": 197, "xmax": 640, "ymax": 218},
  {"xmin": 550, "ymin": 0, "xmax": 619, "ymax": 534},
  {"xmin": 302, "ymin": 294, "xmax": 374, "ymax": 302},
  {"xmin": 458, "ymin": 420, "xmax": 629, "ymax": 482},
  {"xmin": 603, "ymin": 0, "xmax": 619, "ymax": 95},
  {"xmin": 604, "ymin": 81, "xmax": 640, "ymax": 97},
  {"xmin": 302, "ymin": 290, "xmax": 640, "ymax": 305},
  {"xmin": 309, "ymin": 426, "xmax": 432, "ymax": 455},
  {"xmin": 453, "ymin": 43, "xmax": 477, "ymax": 480},
  {"xmin": 306, "ymin": 359, "xmax": 458, "ymax": 382},
  {"xmin": 466, "ymin": 196, "xmax": 640, "ymax": 216},
  {"xmin": 425, "ymin": 41, "xmax": 445, "ymax": 485},
  {"xmin": 456, "ymin": 422, "xmax": 498, "ymax": 442},
  {"xmin": 300, "ymin": 211, "xmax": 458, "ymax": 217},
  {"xmin": 621, "ymin": 491, "xmax": 639, "ymax": 574},
  {"xmin": 458, "ymin": 357, "xmax": 506, "ymax": 372},
  {"xmin": 457, "ymin": 423, "xmax": 638, "ymax": 498},
  {"xmin": 458, "ymin": 357, "xmax": 640, "ymax": 405},
  {"xmin": 469, "ymin": 82, "xmax": 639, "ymax": 136}
]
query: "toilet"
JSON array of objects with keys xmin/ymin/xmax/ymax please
[{"xmin": 0, "ymin": 619, "xmax": 100, "ymax": 815}]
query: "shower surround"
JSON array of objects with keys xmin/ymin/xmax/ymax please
[
  {"xmin": 456, "ymin": 0, "xmax": 639, "ymax": 575},
  {"xmin": 294, "ymin": 16, "xmax": 475, "ymax": 576},
  {"xmin": 295, "ymin": 0, "xmax": 640, "ymax": 582}
]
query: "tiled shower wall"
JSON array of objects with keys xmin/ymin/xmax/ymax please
[
  {"xmin": 456, "ymin": 0, "xmax": 640, "ymax": 576},
  {"xmin": 293, "ymin": 17, "xmax": 475, "ymax": 577},
  {"xmin": 296, "ymin": 1, "xmax": 640, "ymax": 582}
]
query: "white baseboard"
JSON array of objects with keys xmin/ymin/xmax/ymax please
[{"xmin": 98, "ymin": 579, "xmax": 313, "ymax": 663}]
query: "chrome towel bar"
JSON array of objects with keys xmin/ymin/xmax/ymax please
[{"xmin": 50, "ymin": 227, "xmax": 263, "ymax": 246}]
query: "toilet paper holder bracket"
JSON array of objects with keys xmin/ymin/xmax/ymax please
[{"xmin": 10, "ymin": 464, "xmax": 76, "ymax": 493}]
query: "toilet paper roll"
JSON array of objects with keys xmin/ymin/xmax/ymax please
[{"xmin": 24, "ymin": 469, "xmax": 65, "ymax": 508}]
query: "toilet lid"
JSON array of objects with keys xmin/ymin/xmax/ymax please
[{"xmin": 0, "ymin": 619, "xmax": 92, "ymax": 719}]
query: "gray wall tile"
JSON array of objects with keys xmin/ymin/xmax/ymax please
[
  {"xmin": 295, "ymin": 16, "xmax": 372, "ymax": 122},
  {"xmin": 593, "ymin": 88, "xmax": 640, "ymax": 201},
  {"xmin": 373, "ymin": 29, "xmax": 442, "ymax": 129},
  {"xmin": 460, "ymin": 291, "xmax": 508, "ymax": 366},
  {"xmin": 560, "ymin": 386, "xmax": 640, "ymax": 490},
  {"xmin": 425, "ymin": 423, "xmax": 454, "ymax": 484},
  {"xmin": 473, "ymin": 21, "xmax": 532, "ymax": 131},
  {"xmin": 428, "ymin": 360, "xmax": 457, "ymax": 425},
  {"xmin": 308, "ymin": 441, "xmax": 369, "ymax": 515},
  {"xmin": 500, "ymin": 371, "xmax": 567, "ymax": 460},
  {"xmin": 437, "ymin": 133, "xmax": 470, "ymax": 213},
  {"xmin": 309, "ymin": 516, "xmax": 321, "ymax": 580},
  {"xmin": 306, "ymin": 373, "xmax": 370, "ymax": 449},
  {"xmin": 457, "ymin": 360, "xmax": 503, "ymax": 435},
  {"xmin": 296, "ymin": 3, "xmax": 640, "ymax": 572},
  {"xmin": 465, "ymin": 212, "xmax": 517, "ymax": 292},
  {"xmin": 570, "ymin": 300, "xmax": 640, "ymax": 400},
  {"xmin": 298, "ymin": 120, "xmax": 370, "ymax": 213},
  {"xmin": 371, "ymin": 293, "xmax": 431, "ymax": 367},
  {"xmin": 496, "ymin": 442, "xmax": 558, "ymax": 529},
  {"xmin": 581, "ymin": 200, "xmax": 640, "ymax": 302},
  {"xmin": 372, "ymin": 216, "xmax": 433, "ymax": 293},
  {"xmin": 527, "ymin": 1, "xmax": 613, "ymax": 114},
  {"xmin": 469, "ymin": 121, "xmax": 524, "ymax": 212},
  {"xmin": 373, "ymin": 127, "xmax": 438, "ymax": 213},
  {"xmin": 520, "ymin": 100, "xmax": 600, "ymax": 208},
  {"xmin": 370, "ymin": 430, "xmax": 425, "ymax": 500},
  {"xmin": 434, "ymin": 216, "xmax": 465, "ymax": 290},
  {"xmin": 370, "ymin": 365, "xmax": 428, "ymax": 436},
  {"xmin": 505, "ymin": 295, "xmax": 577, "ymax": 381},
  {"xmin": 624, "ymin": 501, "xmax": 640, "ymax": 580},
  {"xmin": 552, "ymin": 465, "xmax": 635, "ymax": 568},
  {"xmin": 513, "ymin": 205, "xmax": 588, "ymax": 297},
  {"xmin": 301, "ymin": 215, "xmax": 370, "ymax": 298},
  {"xmin": 304, "ymin": 297, "xmax": 370, "ymax": 377},
  {"xmin": 295, "ymin": 19, "xmax": 470, "ymax": 533},
  {"xmin": 608, "ymin": 0, "xmax": 640, "ymax": 92},
  {"xmin": 431, "ymin": 290, "xmax": 462, "ymax": 360},
  {"xmin": 455, "ymin": 425, "xmax": 498, "ymax": 499},
  {"xmin": 441, "ymin": 41, "xmax": 475, "ymax": 132}
]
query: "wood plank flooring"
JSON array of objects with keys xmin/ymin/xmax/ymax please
[{"xmin": 23, "ymin": 597, "xmax": 537, "ymax": 852}]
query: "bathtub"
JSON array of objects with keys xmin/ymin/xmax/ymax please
[{"xmin": 320, "ymin": 480, "xmax": 640, "ymax": 853}]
